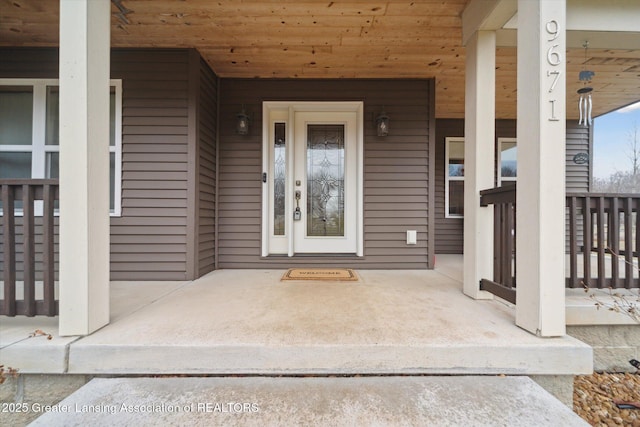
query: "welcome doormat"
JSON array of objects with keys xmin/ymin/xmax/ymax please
[{"xmin": 281, "ymin": 268, "xmax": 359, "ymax": 281}]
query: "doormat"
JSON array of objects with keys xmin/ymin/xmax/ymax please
[{"xmin": 282, "ymin": 268, "xmax": 359, "ymax": 281}]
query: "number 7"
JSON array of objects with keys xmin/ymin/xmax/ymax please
[{"xmin": 547, "ymin": 70, "xmax": 561, "ymax": 93}]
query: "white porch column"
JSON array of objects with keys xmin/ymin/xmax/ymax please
[
  {"xmin": 516, "ymin": 0, "xmax": 566, "ymax": 336},
  {"xmin": 59, "ymin": 0, "xmax": 111, "ymax": 336},
  {"xmin": 463, "ymin": 30, "xmax": 496, "ymax": 300}
]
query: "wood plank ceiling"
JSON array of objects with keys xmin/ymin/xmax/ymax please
[{"xmin": 1, "ymin": 0, "xmax": 639, "ymax": 119}]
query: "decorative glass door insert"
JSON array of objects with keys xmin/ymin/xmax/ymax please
[
  {"xmin": 273, "ymin": 122, "xmax": 286, "ymax": 236},
  {"xmin": 306, "ymin": 124, "xmax": 345, "ymax": 237}
]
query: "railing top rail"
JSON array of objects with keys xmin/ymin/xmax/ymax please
[
  {"xmin": 480, "ymin": 184, "xmax": 516, "ymax": 206},
  {"xmin": 566, "ymin": 192, "xmax": 640, "ymax": 198},
  {"xmin": 0, "ymin": 179, "xmax": 59, "ymax": 186}
]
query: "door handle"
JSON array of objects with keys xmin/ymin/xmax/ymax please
[{"xmin": 294, "ymin": 191, "xmax": 301, "ymax": 220}]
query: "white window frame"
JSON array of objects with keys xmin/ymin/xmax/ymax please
[
  {"xmin": 497, "ymin": 137, "xmax": 517, "ymax": 185},
  {"xmin": 445, "ymin": 136, "xmax": 465, "ymax": 219},
  {"xmin": 0, "ymin": 78, "xmax": 122, "ymax": 217}
]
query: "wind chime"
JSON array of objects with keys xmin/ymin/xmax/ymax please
[{"xmin": 578, "ymin": 41, "xmax": 595, "ymax": 126}]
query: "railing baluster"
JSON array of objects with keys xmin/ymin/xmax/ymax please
[
  {"xmin": 22, "ymin": 184, "xmax": 36, "ymax": 316},
  {"xmin": 636, "ymin": 198, "xmax": 640, "ymax": 288},
  {"xmin": 597, "ymin": 197, "xmax": 606, "ymax": 288},
  {"xmin": 610, "ymin": 197, "xmax": 619, "ymax": 288},
  {"xmin": 493, "ymin": 204, "xmax": 501, "ymax": 284},
  {"xmin": 2, "ymin": 184, "xmax": 17, "ymax": 316},
  {"xmin": 43, "ymin": 184, "xmax": 56, "ymax": 316},
  {"xmin": 569, "ymin": 196, "xmax": 578, "ymax": 287},
  {"xmin": 511, "ymin": 202, "xmax": 516, "ymax": 286},
  {"xmin": 583, "ymin": 196, "xmax": 592, "ymax": 288},
  {"xmin": 503, "ymin": 202, "xmax": 514, "ymax": 288},
  {"xmin": 624, "ymin": 197, "xmax": 633, "ymax": 288}
]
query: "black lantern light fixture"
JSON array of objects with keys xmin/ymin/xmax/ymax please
[
  {"xmin": 236, "ymin": 106, "xmax": 250, "ymax": 135},
  {"xmin": 376, "ymin": 110, "xmax": 389, "ymax": 137}
]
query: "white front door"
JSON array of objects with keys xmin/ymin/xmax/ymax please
[
  {"xmin": 293, "ymin": 111, "xmax": 357, "ymax": 253},
  {"xmin": 262, "ymin": 102, "xmax": 363, "ymax": 256}
]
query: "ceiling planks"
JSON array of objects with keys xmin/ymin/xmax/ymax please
[{"xmin": 0, "ymin": 0, "xmax": 638, "ymax": 118}]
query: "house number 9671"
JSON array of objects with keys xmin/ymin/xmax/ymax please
[{"xmin": 546, "ymin": 19, "xmax": 561, "ymax": 121}]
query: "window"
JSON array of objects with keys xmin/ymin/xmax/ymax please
[
  {"xmin": 445, "ymin": 137, "xmax": 465, "ymax": 218},
  {"xmin": 273, "ymin": 122, "xmax": 286, "ymax": 236},
  {"xmin": 498, "ymin": 137, "xmax": 517, "ymax": 184},
  {"xmin": 0, "ymin": 79, "xmax": 122, "ymax": 216}
]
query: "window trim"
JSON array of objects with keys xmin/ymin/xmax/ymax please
[
  {"xmin": 497, "ymin": 137, "xmax": 517, "ymax": 186},
  {"xmin": 445, "ymin": 136, "xmax": 465, "ymax": 219},
  {"xmin": 0, "ymin": 78, "xmax": 123, "ymax": 217}
]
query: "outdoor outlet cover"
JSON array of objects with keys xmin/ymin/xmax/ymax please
[{"xmin": 406, "ymin": 230, "xmax": 417, "ymax": 245}]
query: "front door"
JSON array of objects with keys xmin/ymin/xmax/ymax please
[
  {"xmin": 293, "ymin": 111, "xmax": 357, "ymax": 253},
  {"xmin": 262, "ymin": 102, "xmax": 363, "ymax": 256}
]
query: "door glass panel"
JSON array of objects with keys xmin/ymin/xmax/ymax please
[
  {"xmin": 273, "ymin": 122, "xmax": 286, "ymax": 236},
  {"xmin": 0, "ymin": 86, "xmax": 33, "ymax": 146},
  {"xmin": 306, "ymin": 124, "xmax": 345, "ymax": 237}
]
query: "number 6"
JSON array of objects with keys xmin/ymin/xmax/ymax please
[{"xmin": 547, "ymin": 44, "xmax": 561, "ymax": 66}]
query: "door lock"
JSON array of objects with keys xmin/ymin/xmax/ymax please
[{"xmin": 294, "ymin": 190, "xmax": 302, "ymax": 220}]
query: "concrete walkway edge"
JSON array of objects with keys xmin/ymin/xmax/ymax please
[{"xmin": 29, "ymin": 376, "xmax": 588, "ymax": 426}]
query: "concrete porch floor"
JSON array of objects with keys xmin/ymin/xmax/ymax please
[{"xmin": 0, "ymin": 255, "xmax": 592, "ymax": 377}]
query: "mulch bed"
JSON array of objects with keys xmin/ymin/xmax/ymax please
[{"xmin": 574, "ymin": 372, "xmax": 640, "ymax": 426}]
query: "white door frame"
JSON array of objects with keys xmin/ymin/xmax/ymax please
[{"xmin": 261, "ymin": 101, "xmax": 364, "ymax": 257}]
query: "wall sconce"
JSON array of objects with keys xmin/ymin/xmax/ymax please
[
  {"xmin": 376, "ymin": 110, "xmax": 389, "ymax": 137},
  {"xmin": 236, "ymin": 107, "xmax": 250, "ymax": 135}
]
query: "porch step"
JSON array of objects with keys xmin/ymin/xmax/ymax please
[{"xmin": 29, "ymin": 376, "xmax": 587, "ymax": 426}]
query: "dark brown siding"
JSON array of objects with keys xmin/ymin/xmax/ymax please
[
  {"xmin": 111, "ymin": 50, "xmax": 191, "ymax": 280},
  {"xmin": 434, "ymin": 119, "xmax": 464, "ymax": 254},
  {"xmin": 218, "ymin": 79, "xmax": 433, "ymax": 269},
  {"xmin": 434, "ymin": 119, "xmax": 591, "ymax": 254},
  {"xmin": 0, "ymin": 48, "xmax": 197, "ymax": 280},
  {"xmin": 197, "ymin": 58, "xmax": 218, "ymax": 276}
]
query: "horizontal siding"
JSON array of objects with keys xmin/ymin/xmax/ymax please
[
  {"xmin": 434, "ymin": 119, "xmax": 464, "ymax": 254},
  {"xmin": 565, "ymin": 122, "xmax": 591, "ymax": 193},
  {"xmin": 0, "ymin": 48, "xmax": 192, "ymax": 281},
  {"xmin": 111, "ymin": 49, "xmax": 190, "ymax": 280},
  {"xmin": 198, "ymin": 58, "xmax": 218, "ymax": 276},
  {"xmin": 218, "ymin": 79, "xmax": 432, "ymax": 269}
]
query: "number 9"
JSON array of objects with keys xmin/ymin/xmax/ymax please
[{"xmin": 546, "ymin": 20, "xmax": 559, "ymax": 41}]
